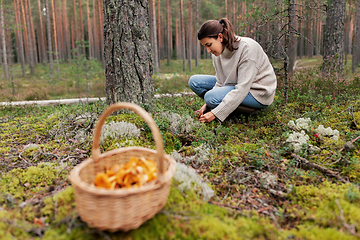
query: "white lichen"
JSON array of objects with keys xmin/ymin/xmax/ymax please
[
  {"xmin": 171, "ymin": 151, "xmax": 214, "ymax": 201},
  {"xmin": 161, "ymin": 112, "xmax": 199, "ymax": 134},
  {"xmin": 285, "ymin": 130, "xmax": 309, "ymax": 153},
  {"xmin": 287, "ymin": 117, "xmax": 311, "ymax": 131},
  {"xmin": 100, "ymin": 121, "xmax": 140, "ymax": 143},
  {"xmin": 315, "ymin": 125, "xmax": 340, "ymax": 141}
]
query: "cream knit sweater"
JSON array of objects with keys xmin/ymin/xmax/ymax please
[{"xmin": 210, "ymin": 36, "xmax": 277, "ymax": 122}]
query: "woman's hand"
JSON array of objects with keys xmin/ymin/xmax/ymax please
[
  {"xmin": 195, "ymin": 104, "xmax": 207, "ymax": 117},
  {"xmin": 199, "ymin": 111, "xmax": 216, "ymax": 123}
]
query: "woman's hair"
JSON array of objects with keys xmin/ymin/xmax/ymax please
[{"xmin": 197, "ymin": 18, "xmax": 239, "ymax": 52}]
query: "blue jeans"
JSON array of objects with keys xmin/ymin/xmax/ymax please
[{"xmin": 188, "ymin": 74, "xmax": 268, "ymax": 109}]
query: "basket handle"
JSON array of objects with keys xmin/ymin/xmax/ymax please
[{"xmin": 92, "ymin": 102, "xmax": 164, "ymax": 176}]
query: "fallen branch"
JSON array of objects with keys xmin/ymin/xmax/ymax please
[
  {"xmin": 335, "ymin": 199, "xmax": 359, "ymax": 237},
  {"xmin": 291, "ymin": 154, "xmax": 348, "ymax": 184}
]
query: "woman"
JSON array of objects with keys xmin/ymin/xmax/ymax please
[{"xmin": 188, "ymin": 18, "xmax": 277, "ymax": 123}]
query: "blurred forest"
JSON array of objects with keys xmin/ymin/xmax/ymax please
[{"xmin": 0, "ymin": 0, "xmax": 359, "ymax": 92}]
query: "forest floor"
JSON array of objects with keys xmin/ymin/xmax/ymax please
[{"xmin": 1, "ymin": 58, "xmax": 360, "ymax": 239}]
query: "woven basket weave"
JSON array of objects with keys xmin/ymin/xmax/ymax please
[{"xmin": 69, "ymin": 102, "xmax": 176, "ymax": 232}]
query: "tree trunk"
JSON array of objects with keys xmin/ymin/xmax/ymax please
[
  {"xmin": 51, "ymin": 0, "xmax": 59, "ymax": 74},
  {"xmin": 103, "ymin": 0, "xmax": 154, "ymax": 106},
  {"xmin": 306, "ymin": 8, "xmax": 313, "ymax": 58},
  {"xmin": 93, "ymin": 0, "xmax": 99, "ymax": 60},
  {"xmin": 323, "ymin": 0, "xmax": 346, "ymax": 74},
  {"xmin": 352, "ymin": 0, "xmax": 360, "ymax": 73},
  {"xmin": 72, "ymin": 0, "xmax": 79, "ymax": 57},
  {"xmin": 157, "ymin": 0, "xmax": 161, "ymax": 62},
  {"xmin": 298, "ymin": 0, "xmax": 304, "ymax": 59},
  {"xmin": 38, "ymin": 0, "xmax": 47, "ymax": 64},
  {"xmin": 288, "ymin": 0, "xmax": 297, "ymax": 76},
  {"xmin": 27, "ymin": 0, "xmax": 38, "ymax": 65},
  {"xmin": 86, "ymin": 0, "xmax": 92, "ymax": 59},
  {"xmin": 22, "ymin": 0, "xmax": 34, "ymax": 73},
  {"xmin": 14, "ymin": 0, "xmax": 26, "ymax": 76},
  {"xmin": 0, "ymin": 0, "xmax": 9, "ymax": 80},
  {"xmin": 195, "ymin": 0, "xmax": 199, "ymax": 66},
  {"xmin": 149, "ymin": 0, "xmax": 159, "ymax": 72},
  {"xmin": 45, "ymin": 0, "xmax": 54, "ymax": 76},
  {"xmin": 63, "ymin": 0, "xmax": 71, "ymax": 62},
  {"xmin": 180, "ymin": 0, "xmax": 186, "ymax": 71},
  {"xmin": 166, "ymin": 0, "xmax": 171, "ymax": 65},
  {"xmin": 79, "ymin": 0, "xmax": 86, "ymax": 56},
  {"xmin": 188, "ymin": 0, "xmax": 192, "ymax": 72},
  {"xmin": 98, "ymin": 0, "xmax": 105, "ymax": 68}
]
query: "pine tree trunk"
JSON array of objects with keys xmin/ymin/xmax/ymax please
[
  {"xmin": 98, "ymin": 0, "xmax": 105, "ymax": 67},
  {"xmin": 79, "ymin": 0, "xmax": 86, "ymax": 56},
  {"xmin": 27, "ymin": 0, "xmax": 38, "ymax": 65},
  {"xmin": 307, "ymin": 8, "xmax": 313, "ymax": 58},
  {"xmin": 149, "ymin": 0, "xmax": 159, "ymax": 72},
  {"xmin": 157, "ymin": 0, "xmax": 161, "ymax": 62},
  {"xmin": 72, "ymin": 0, "xmax": 79, "ymax": 57},
  {"xmin": 86, "ymin": 0, "xmax": 92, "ymax": 59},
  {"xmin": 180, "ymin": 0, "xmax": 186, "ymax": 71},
  {"xmin": 188, "ymin": 0, "xmax": 192, "ymax": 72},
  {"xmin": 93, "ymin": 0, "xmax": 99, "ymax": 60},
  {"xmin": 103, "ymin": 0, "xmax": 154, "ymax": 105},
  {"xmin": 14, "ymin": 0, "xmax": 26, "ymax": 76},
  {"xmin": 195, "ymin": 0, "xmax": 199, "ymax": 64},
  {"xmin": 23, "ymin": 0, "xmax": 34, "ymax": 73},
  {"xmin": 352, "ymin": 0, "xmax": 360, "ymax": 73},
  {"xmin": 45, "ymin": 0, "xmax": 54, "ymax": 76},
  {"xmin": 299, "ymin": 0, "xmax": 304, "ymax": 59},
  {"xmin": 63, "ymin": 0, "xmax": 71, "ymax": 62},
  {"xmin": 38, "ymin": 0, "xmax": 47, "ymax": 64},
  {"xmin": 51, "ymin": 0, "xmax": 59, "ymax": 74},
  {"xmin": 323, "ymin": 0, "xmax": 346, "ymax": 74},
  {"xmin": 0, "ymin": 0, "xmax": 9, "ymax": 80},
  {"xmin": 288, "ymin": 0, "xmax": 297, "ymax": 76},
  {"xmin": 166, "ymin": 0, "xmax": 171, "ymax": 65}
]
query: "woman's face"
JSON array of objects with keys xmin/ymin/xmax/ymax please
[{"xmin": 200, "ymin": 34, "xmax": 224, "ymax": 56}]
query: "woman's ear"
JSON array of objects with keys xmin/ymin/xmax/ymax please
[{"xmin": 218, "ymin": 33, "xmax": 223, "ymax": 42}]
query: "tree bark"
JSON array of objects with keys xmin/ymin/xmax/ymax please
[
  {"xmin": 86, "ymin": 0, "xmax": 92, "ymax": 59},
  {"xmin": 195, "ymin": 0, "xmax": 199, "ymax": 66},
  {"xmin": 149, "ymin": 0, "xmax": 159, "ymax": 72},
  {"xmin": 79, "ymin": 0, "xmax": 86, "ymax": 56},
  {"xmin": 27, "ymin": 0, "xmax": 38, "ymax": 65},
  {"xmin": 45, "ymin": 0, "xmax": 54, "ymax": 76},
  {"xmin": 166, "ymin": 0, "xmax": 171, "ymax": 65},
  {"xmin": 51, "ymin": 0, "xmax": 59, "ymax": 74},
  {"xmin": 38, "ymin": 0, "xmax": 48, "ymax": 64},
  {"xmin": 14, "ymin": 0, "xmax": 26, "ymax": 76},
  {"xmin": 288, "ymin": 0, "xmax": 298, "ymax": 76},
  {"xmin": 63, "ymin": 0, "xmax": 71, "ymax": 62},
  {"xmin": 22, "ymin": 0, "xmax": 34, "ymax": 73},
  {"xmin": 0, "ymin": 0, "xmax": 9, "ymax": 80},
  {"xmin": 188, "ymin": 0, "xmax": 192, "ymax": 72},
  {"xmin": 72, "ymin": 0, "xmax": 79, "ymax": 57},
  {"xmin": 352, "ymin": 0, "xmax": 360, "ymax": 73},
  {"xmin": 104, "ymin": 0, "xmax": 154, "ymax": 106},
  {"xmin": 323, "ymin": 0, "xmax": 346, "ymax": 74},
  {"xmin": 98, "ymin": 0, "xmax": 105, "ymax": 68},
  {"xmin": 180, "ymin": 0, "xmax": 186, "ymax": 71}
]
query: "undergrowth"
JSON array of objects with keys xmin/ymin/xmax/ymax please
[{"xmin": 0, "ymin": 61, "xmax": 360, "ymax": 239}]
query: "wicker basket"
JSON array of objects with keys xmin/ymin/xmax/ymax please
[{"xmin": 69, "ymin": 102, "xmax": 176, "ymax": 232}]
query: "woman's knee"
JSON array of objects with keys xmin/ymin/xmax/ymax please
[
  {"xmin": 188, "ymin": 75, "xmax": 199, "ymax": 89},
  {"xmin": 204, "ymin": 91, "xmax": 220, "ymax": 109}
]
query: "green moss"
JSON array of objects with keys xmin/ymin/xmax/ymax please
[{"xmin": 0, "ymin": 163, "xmax": 68, "ymax": 201}]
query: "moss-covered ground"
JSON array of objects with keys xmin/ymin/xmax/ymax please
[{"xmin": 1, "ymin": 60, "xmax": 360, "ymax": 239}]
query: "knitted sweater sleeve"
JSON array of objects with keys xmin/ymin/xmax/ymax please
[{"xmin": 211, "ymin": 58, "xmax": 258, "ymax": 122}]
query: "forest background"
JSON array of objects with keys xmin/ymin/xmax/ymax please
[
  {"xmin": 0, "ymin": 0, "xmax": 359, "ymax": 101},
  {"xmin": 1, "ymin": 0, "xmax": 360, "ymax": 239}
]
